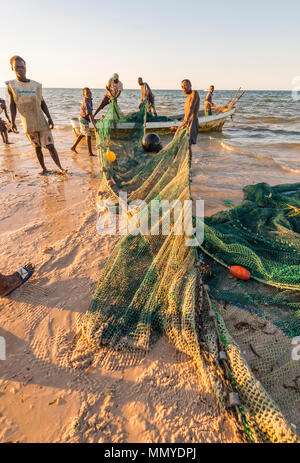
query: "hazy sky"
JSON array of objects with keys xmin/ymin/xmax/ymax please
[{"xmin": 1, "ymin": 0, "xmax": 299, "ymax": 89}]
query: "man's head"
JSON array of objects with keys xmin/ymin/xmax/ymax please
[
  {"xmin": 138, "ymin": 77, "xmax": 143, "ymax": 86},
  {"xmin": 83, "ymin": 87, "xmax": 92, "ymax": 99},
  {"xmin": 210, "ymin": 85, "xmax": 215, "ymax": 93},
  {"xmin": 10, "ymin": 56, "xmax": 26, "ymax": 80},
  {"xmin": 112, "ymin": 73, "xmax": 119, "ymax": 83},
  {"xmin": 181, "ymin": 79, "xmax": 192, "ymax": 95},
  {"xmin": 0, "ymin": 98, "xmax": 5, "ymax": 109}
]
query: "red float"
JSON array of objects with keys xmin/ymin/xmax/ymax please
[{"xmin": 229, "ymin": 265, "xmax": 251, "ymax": 281}]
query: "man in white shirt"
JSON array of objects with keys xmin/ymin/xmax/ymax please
[
  {"xmin": 94, "ymin": 73, "xmax": 123, "ymax": 117},
  {"xmin": 6, "ymin": 55, "xmax": 66, "ymax": 175}
]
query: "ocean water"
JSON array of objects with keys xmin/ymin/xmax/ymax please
[{"xmin": 0, "ymin": 88, "xmax": 299, "ymax": 214}]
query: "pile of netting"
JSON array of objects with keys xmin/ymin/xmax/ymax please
[
  {"xmin": 199, "ymin": 182, "xmax": 300, "ymax": 441},
  {"xmin": 82, "ymin": 100, "xmax": 199, "ymax": 363},
  {"xmin": 81, "ymin": 100, "xmax": 300, "ymax": 443}
]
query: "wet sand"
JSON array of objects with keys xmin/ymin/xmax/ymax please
[{"xmin": 0, "ymin": 130, "xmax": 241, "ymax": 443}]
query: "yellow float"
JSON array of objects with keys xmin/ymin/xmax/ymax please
[{"xmin": 106, "ymin": 148, "xmax": 116, "ymax": 163}]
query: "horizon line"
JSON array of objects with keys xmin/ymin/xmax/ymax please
[{"xmin": 0, "ymin": 87, "xmax": 292, "ymax": 92}]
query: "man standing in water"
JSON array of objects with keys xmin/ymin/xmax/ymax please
[
  {"xmin": 94, "ymin": 73, "xmax": 123, "ymax": 117},
  {"xmin": 175, "ymin": 79, "xmax": 200, "ymax": 145},
  {"xmin": 137, "ymin": 77, "xmax": 157, "ymax": 116},
  {"xmin": 6, "ymin": 56, "xmax": 66, "ymax": 175},
  {"xmin": 204, "ymin": 85, "xmax": 216, "ymax": 116}
]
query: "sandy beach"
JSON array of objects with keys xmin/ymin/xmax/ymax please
[{"xmin": 0, "ymin": 129, "xmax": 244, "ymax": 443}]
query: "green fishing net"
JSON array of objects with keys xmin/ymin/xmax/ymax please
[
  {"xmin": 202, "ymin": 182, "xmax": 300, "ymax": 337},
  {"xmin": 200, "ymin": 182, "xmax": 300, "ymax": 441},
  {"xmin": 81, "ymin": 100, "xmax": 300, "ymax": 443}
]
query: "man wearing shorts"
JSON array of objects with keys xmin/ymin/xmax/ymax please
[
  {"xmin": 70, "ymin": 87, "xmax": 97, "ymax": 156},
  {"xmin": 6, "ymin": 56, "xmax": 66, "ymax": 175}
]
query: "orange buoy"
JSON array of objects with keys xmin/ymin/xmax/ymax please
[
  {"xmin": 106, "ymin": 149, "xmax": 116, "ymax": 163},
  {"xmin": 229, "ymin": 265, "xmax": 251, "ymax": 281}
]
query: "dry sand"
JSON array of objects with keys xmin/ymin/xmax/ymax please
[{"xmin": 0, "ymin": 130, "xmax": 242, "ymax": 443}]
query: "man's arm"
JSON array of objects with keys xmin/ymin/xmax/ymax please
[
  {"xmin": 105, "ymin": 85, "xmax": 114, "ymax": 99},
  {"xmin": 7, "ymin": 87, "xmax": 18, "ymax": 133},
  {"xmin": 41, "ymin": 100, "xmax": 54, "ymax": 129},
  {"xmin": 114, "ymin": 82, "xmax": 123, "ymax": 100},
  {"xmin": 87, "ymin": 101, "xmax": 97, "ymax": 130},
  {"xmin": 3, "ymin": 105, "xmax": 11, "ymax": 123},
  {"xmin": 89, "ymin": 114, "xmax": 97, "ymax": 131}
]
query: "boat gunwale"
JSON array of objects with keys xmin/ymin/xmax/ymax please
[{"xmin": 70, "ymin": 108, "xmax": 235, "ymax": 130}]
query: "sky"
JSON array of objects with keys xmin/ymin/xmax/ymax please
[{"xmin": 1, "ymin": 0, "xmax": 299, "ymax": 90}]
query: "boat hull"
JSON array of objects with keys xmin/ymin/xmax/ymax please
[{"xmin": 70, "ymin": 109, "xmax": 235, "ymax": 139}]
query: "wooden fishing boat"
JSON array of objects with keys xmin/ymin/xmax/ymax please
[{"xmin": 70, "ymin": 108, "xmax": 235, "ymax": 139}]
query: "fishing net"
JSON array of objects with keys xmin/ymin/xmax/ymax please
[
  {"xmin": 81, "ymin": 101, "xmax": 299, "ymax": 443},
  {"xmin": 200, "ymin": 182, "xmax": 300, "ymax": 441},
  {"xmin": 83, "ymin": 101, "xmax": 201, "ymax": 363}
]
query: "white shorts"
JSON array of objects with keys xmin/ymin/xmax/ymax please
[{"xmin": 26, "ymin": 129, "xmax": 54, "ymax": 148}]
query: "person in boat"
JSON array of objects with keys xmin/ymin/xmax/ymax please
[
  {"xmin": 137, "ymin": 77, "xmax": 157, "ymax": 116},
  {"xmin": 6, "ymin": 56, "xmax": 66, "ymax": 175},
  {"xmin": 204, "ymin": 85, "xmax": 216, "ymax": 116},
  {"xmin": 71, "ymin": 88, "xmax": 97, "ymax": 156},
  {"xmin": 0, "ymin": 98, "xmax": 11, "ymax": 144},
  {"xmin": 174, "ymin": 79, "xmax": 200, "ymax": 145},
  {"xmin": 94, "ymin": 73, "xmax": 123, "ymax": 117},
  {"xmin": 0, "ymin": 263, "xmax": 34, "ymax": 297}
]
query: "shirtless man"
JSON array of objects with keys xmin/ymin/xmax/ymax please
[
  {"xmin": 6, "ymin": 56, "xmax": 66, "ymax": 175},
  {"xmin": 204, "ymin": 85, "xmax": 216, "ymax": 116},
  {"xmin": 94, "ymin": 73, "xmax": 123, "ymax": 117},
  {"xmin": 138, "ymin": 77, "xmax": 157, "ymax": 116},
  {"xmin": 175, "ymin": 79, "xmax": 200, "ymax": 145}
]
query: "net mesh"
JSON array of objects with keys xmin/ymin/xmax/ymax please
[{"xmin": 81, "ymin": 101, "xmax": 299, "ymax": 443}]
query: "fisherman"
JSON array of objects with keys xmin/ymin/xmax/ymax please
[
  {"xmin": 137, "ymin": 77, "xmax": 157, "ymax": 116},
  {"xmin": 0, "ymin": 263, "xmax": 34, "ymax": 297},
  {"xmin": 6, "ymin": 56, "xmax": 66, "ymax": 175},
  {"xmin": 71, "ymin": 87, "xmax": 97, "ymax": 156},
  {"xmin": 204, "ymin": 85, "xmax": 216, "ymax": 116},
  {"xmin": 0, "ymin": 98, "xmax": 11, "ymax": 144},
  {"xmin": 174, "ymin": 79, "xmax": 200, "ymax": 145},
  {"xmin": 94, "ymin": 73, "xmax": 123, "ymax": 117}
]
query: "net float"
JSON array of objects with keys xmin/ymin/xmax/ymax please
[
  {"xmin": 106, "ymin": 149, "xmax": 116, "ymax": 162},
  {"xmin": 229, "ymin": 265, "xmax": 251, "ymax": 281}
]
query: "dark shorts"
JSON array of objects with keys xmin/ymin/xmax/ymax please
[{"xmin": 188, "ymin": 117, "xmax": 199, "ymax": 145}]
